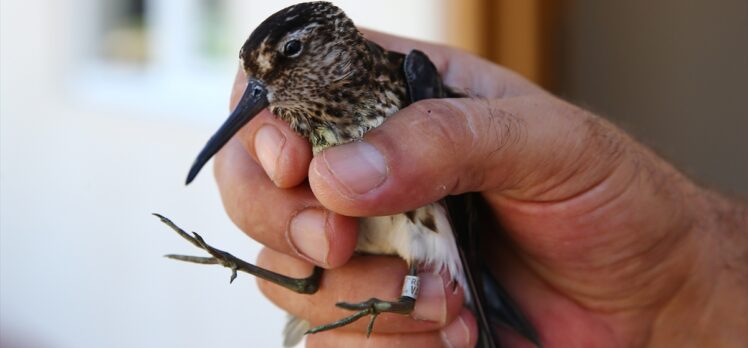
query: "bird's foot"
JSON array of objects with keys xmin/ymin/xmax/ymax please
[
  {"xmin": 306, "ymin": 296, "xmax": 416, "ymax": 337},
  {"xmin": 154, "ymin": 213, "xmax": 322, "ymax": 294}
]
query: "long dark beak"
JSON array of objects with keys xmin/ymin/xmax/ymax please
[{"xmin": 185, "ymin": 79, "xmax": 268, "ymax": 185}]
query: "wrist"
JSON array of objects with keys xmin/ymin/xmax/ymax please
[{"xmin": 650, "ymin": 188, "xmax": 748, "ymax": 347}]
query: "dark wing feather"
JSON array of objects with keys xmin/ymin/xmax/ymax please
[
  {"xmin": 403, "ymin": 50, "xmax": 498, "ymax": 348},
  {"xmin": 402, "ymin": 49, "xmax": 541, "ymax": 348},
  {"xmin": 403, "ymin": 49, "xmax": 445, "ymax": 101},
  {"xmin": 444, "ymin": 193, "xmax": 501, "ymax": 348},
  {"xmin": 450, "ymin": 194, "xmax": 542, "ymax": 348}
]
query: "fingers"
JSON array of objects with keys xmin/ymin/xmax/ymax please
[
  {"xmin": 308, "ymin": 92, "xmax": 698, "ymax": 306},
  {"xmin": 228, "ymin": 66, "xmax": 312, "ymax": 188},
  {"xmin": 214, "ymin": 138, "xmax": 357, "ymax": 268},
  {"xmin": 308, "ymin": 95, "xmax": 624, "ymax": 216},
  {"xmin": 236, "ymin": 111, "xmax": 313, "ymax": 189},
  {"xmin": 306, "ymin": 308, "xmax": 478, "ymax": 348},
  {"xmin": 255, "ymin": 248, "xmax": 467, "ymax": 335}
]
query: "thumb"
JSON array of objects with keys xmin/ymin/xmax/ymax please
[{"xmin": 307, "ymin": 95, "xmax": 627, "ymax": 216}]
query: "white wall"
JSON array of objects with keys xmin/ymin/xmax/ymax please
[{"xmin": 0, "ymin": 1, "xmax": 448, "ymax": 347}]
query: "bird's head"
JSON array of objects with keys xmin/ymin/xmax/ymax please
[
  {"xmin": 186, "ymin": 1, "xmax": 398, "ymax": 184},
  {"xmin": 240, "ymin": 1, "xmax": 365, "ymax": 94}
]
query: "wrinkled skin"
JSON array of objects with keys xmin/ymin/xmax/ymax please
[{"xmin": 214, "ymin": 30, "xmax": 748, "ymax": 347}]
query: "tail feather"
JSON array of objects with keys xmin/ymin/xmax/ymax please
[{"xmin": 283, "ymin": 315, "xmax": 309, "ymax": 348}]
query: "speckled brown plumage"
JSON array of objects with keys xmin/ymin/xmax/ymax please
[{"xmin": 238, "ymin": 1, "xmax": 408, "ymax": 152}]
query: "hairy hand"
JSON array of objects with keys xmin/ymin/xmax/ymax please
[{"xmin": 214, "ymin": 30, "xmax": 748, "ymax": 347}]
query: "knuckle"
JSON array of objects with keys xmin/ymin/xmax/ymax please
[
  {"xmin": 409, "ymin": 99, "xmax": 473, "ymax": 160},
  {"xmin": 405, "ymin": 98, "xmax": 528, "ymax": 193}
]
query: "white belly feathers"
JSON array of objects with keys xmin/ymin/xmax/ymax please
[{"xmin": 356, "ymin": 202, "xmax": 467, "ymax": 291}]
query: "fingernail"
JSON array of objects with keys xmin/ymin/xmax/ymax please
[
  {"xmin": 255, "ymin": 125, "xmax": 285, "ymax": 182},
  {"xmin": 288, "ymin": 208, "xmax": 329, "ymax": 266},
  {"xmin": 412, "ymin": 273, "xmax": 447, "ymax": 323},
  {"xmin": 440, "ymin": 315, "xmax": 470, "ymax": 348},
  {"xmin": 322, "ymin": 141, "xmax": 387, "ymax": 195}
]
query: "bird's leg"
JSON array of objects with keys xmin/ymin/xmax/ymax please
[
  {"xmin": 306, "ymin": 264, "xmax": 420, "ymax": 337},
  {"xmin": 154, "ymin": 214, "xmax": 322, "ymax": 294}
]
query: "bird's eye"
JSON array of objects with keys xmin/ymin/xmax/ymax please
[{"xmin": 283, "ymin": 40, "xmax": 302, "ymax": 57}]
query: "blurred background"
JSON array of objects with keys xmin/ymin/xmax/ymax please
[{"xmin": 1, "ymin": 0, "xmax": 746, "ymax": 347}]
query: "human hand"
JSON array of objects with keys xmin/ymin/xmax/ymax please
[{"xmin": 214, "ymin": 30, "xmax": 748, "ymax": 347}]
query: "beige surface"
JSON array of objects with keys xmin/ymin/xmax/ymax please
[{"xmin": 558, "ymin": 0, "xmax": 748, "ymax": 199}]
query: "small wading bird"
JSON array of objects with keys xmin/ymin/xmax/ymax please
[{"xmin": 156, "ymin": 2, "xmax": 540, "ymax": 347}]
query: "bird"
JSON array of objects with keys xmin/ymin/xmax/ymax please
[{"xmin": 156, "ymin": 2, "xmax": 540, "ymax": 347}]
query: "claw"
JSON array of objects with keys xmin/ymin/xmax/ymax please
[
  {"xmin": 155, "ymin": 213, "xmax": 324, "ymax": 294},
  {"xmin": 229, "ymin": 266, "xmax": 238, "ymax": 284},
  {"xmin": 366, "ymin": 313, "xmax": 378, "ymax": 338},
  {"xmin": 305, "ymin": 309, "xmax": 370, "ymax": 335},
  {"xmin": 164, "ymin": 254, "xmax": 220, "ymax": 264},
  {"xmin": 306, "ymin": 297, "xmax": 415, "ymax": 337},
  {"xmin": 153, "ymin": 213, "xmax": 202, "ymax": 249}
]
